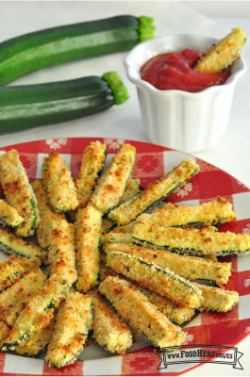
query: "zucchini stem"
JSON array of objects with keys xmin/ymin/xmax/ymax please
[
  {"xmin": 138, "ymin": 16, "xmax": 156, "ymax": 42},
  {"xmin": 102, "ymin": 72, "xmax": 130, "ymax": 105}
]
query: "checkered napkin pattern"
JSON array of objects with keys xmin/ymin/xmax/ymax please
[{"xmin": 0, "ymin": 138, "xmax": 249, "ymax": 376}]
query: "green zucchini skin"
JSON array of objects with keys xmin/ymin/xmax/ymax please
[
  {"xmin": 0, "ymin": 16, "xmax": 154, "ymax": 86},
  {"xmin": 0, "ymin": 76, "xmax": 114, "ymax": 132}
]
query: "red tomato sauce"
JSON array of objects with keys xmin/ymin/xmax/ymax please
[{"xmin": 140, "ymin": 49, "xmax": 231, "ymax": 93}]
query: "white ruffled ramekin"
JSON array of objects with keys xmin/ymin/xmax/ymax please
[{"xmin": 124, "ymin": 34, "xmax": 246, "ymax": 153}]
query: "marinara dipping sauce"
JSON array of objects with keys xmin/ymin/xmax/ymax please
[{"xmin": 140, "ymin": 49, "xmax": 231, "ymax": 93}]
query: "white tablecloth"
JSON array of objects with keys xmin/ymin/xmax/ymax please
[{"xmin": 0, "ymin": 2, "xmax": 249, "ymax": 376}]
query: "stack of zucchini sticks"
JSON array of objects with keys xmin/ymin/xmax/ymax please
[{"xmin": 0, "ymin": 140, "xmax": 247, "ymax": 368}]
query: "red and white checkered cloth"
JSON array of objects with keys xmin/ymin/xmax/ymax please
[{"xmin": 0, "ymin": 138, "xmax": 249, "ymax": 376}]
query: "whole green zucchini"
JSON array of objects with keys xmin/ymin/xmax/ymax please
[
  {"xmin": 0, "ymin": 16, "xmax": 155, "ymax": 86},
  {"xmin": 0, "ymin": 71, "xmax": 129, "ymax": 132}
]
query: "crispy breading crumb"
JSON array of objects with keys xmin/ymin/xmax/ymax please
[{"xmin": 42, "ymin": 152, "xmax": 78, "ymax": 212}]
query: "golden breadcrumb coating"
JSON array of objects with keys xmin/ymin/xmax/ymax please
[
  {"xmin": 108, "ymin": 159, "xmax": 199, "ymax": 225},
  {"xmin": 75, "ymin": 205, "xmax": 102, "ymax": 293},
  {"xmin": 133, "ymin": 224, "xmax": 250, "ymax": 256},
  {"xmin": 49, "ymin": 218, "xmax": 77, "ymax": 286},
  {"xmin": 0, "ymin": 150, "xmax": 40, "ymax": 237},
  {"xmin": 42, "ymin": 152, "xmax": 78, "ymax": 212},
  {"xmin": 32, "ymin": 179, "xmax": 65, "ymax": 249},
  {"xmin": 90, "ymin": 291, "xmax": 132, "ymax": 354},
  {"xmin": 46, "ymin": 291, "xmax": 92, "ymax": 368},
  {"xmin": 90, "ymin": 144, "xmax": 136, "ymax": 214},
  {"xmin": 99, "ymin": 276, "xmax": 186, "ymax": 349},
  {"xmin": 0, "ymin": 199, "xmax": 24, "ymax": 227}
]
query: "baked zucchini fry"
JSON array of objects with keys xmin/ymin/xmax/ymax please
[
  {"xmin": 90, "ymin": 144, "xmax": 136, "ymax": 214},
  {"xmin": 101, "ymin": 179, "xmax": 140, "ymax": 233},
  {"xmin": 7, "ymin": 255, "xmax": 41, "ymax": 271},
  {"xmin": 0, "ymin": 259, "xmax": 25, "ymax": 292},
  {"xmin": 0, "ymin": 150, "xmax": 39, "ymax": 237},
  {"xmin": 194, "ymin": 283, "xmax": 239, "ymax": 312},
  {"xmin": 75, "ymin": 141, "xmax": 107, "ymax": 209},
  {"xmin": 0, "ymin": 200, "xmax": 24, "ymax": 227},
  {"xmin": 195, "ymin": 28, "xmax": 247, "ymax": 73},
  {"xmin": 46, "ymin": 291, "xmax": 92, "ymax": 368},
  {"xmin": 99, "ymin": 276, "xmax": 186, "ymax": 349},
  {"xmin": 15, "ymin": 318, "xmax": 54, "ymax": 357},
  {"xmin": 42, "ymin": 152, "xmax": 78, "ymax": 212},
  {"xmin": 31, "ymin": 179, "xmax": 65, "ymax": 249},
  {"xmin": 0, "ymin": 225, "xmax": 44, "ymax": 259},
  {"xmin": 108, "ymin": 159, "xmax": 199, "ymax": 225},
  {"xmin": 90, "ymin": 291, "xmax": 132, "ymax": 354},
  {"xmin": 133, "ymin": 223, "xmax": 250, "ymax": 257},
  {"xmin": 0, "ymin": 269, "xmax": 47, "ymax": 327},
  {"xmin": 99, "ymin": 266, "xmax": 195, "ymax": 326},
  {"xmin": 104, "ymin": 243, "xmax": 232, "ymax": 287},
  {"xmin": 49, "ymin": 219, "xmax": 77, "ymax": 287},
  {"xmin": 1, "ymin": 275, "xmax": 68, "ymax": 351},
  {"xmin": 136, "ymin": 196, "xmax": 236, "ymax": 229},
  {"xmin": 107, "ymin": 251, "xmax": 202, "ymax": 309},
  {"xmin": 75, "ymin": 205, "xmax": 102, "ymax": 293}
]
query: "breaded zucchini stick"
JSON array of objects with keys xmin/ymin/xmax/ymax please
[
  {"xmin": 15, "ymin": 318, "xmax": 54, "ymax": 357},
  {"xmin": 46, "ymin": 291, "xmax": 92, "ymax": 368},
  {"xmin": 0, "ymin": 200, "xmax": 24, "ymax": 227},
  {"xmin": 90, "ymin": 144, "xmax": 136, "ymax": 214},
  {"xmin": 0, "ymin": 225, "xmax": 44, "ymax": 260},
  {"xmin": 101, "ymin": 179, "xmax": 140, "ymax": 233},
  {"xmin": 90, "ymin": 291, "xmax": 132, "ymax": 354},
  {"xmin": 75, "ymin": 141, "xmax": 107, "ymax": 209},
  {"xmin": 0, "ymin": 269, "xmax": 47, "ymax": 327},
  {"xmin": 31, "ymin": 179, "xmax": 65, "ymax": 249},
  {"xmin": 0, "ymin": 150, "xmax": 39, "ymax": 237},
  {"xmin": 195, "ymin": 28, "xmax": 247, "ymax": 73},
  {"xmin": 99, "ymin": 266, "xmax": 195, "ymax": 326},
  {"xmin": 107, "ymin": 251, "xmax": 202, "ymax": 309},
  {"xmin": 48, "ymin": 219, "xmax": 77, "ymax": 287},
  {"xmin": 136, "ymin": 196, "xmax": 236, "ymax": 229},
  {"xmin": 99, "ymin": 276, "xmax": 186, "ymax": 349},
  {"xmin": 0, "ymin": 259, "xmax": 25, "ymax": 292},
  {"xmin": 75, "ymin": 205, "xmax": 102, "ymax": 293},
  {"xmin": 133, "ymin": 223, "xmax": 250, "ymax": 257},
  {"xmin": 42, "ymin": 152, "xmax": 78, "ymax": 212},
  {"xmin": 7, "ymin": 255, "xmax": 41, "ymax": 271},
  {"xmin": 108, "ymin": 159, "xmax": 199, "ymax": 225},
  {"xmin": 104, "ymin": 243, "xmax": 232, "ymax": 287},
  {"xmin": 1, "ymin": 275, "xmax": 68, "ymax": 351},
  {"xmin": 194, "ymin": 283, "xmax": 239, "ymax": 312}
]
